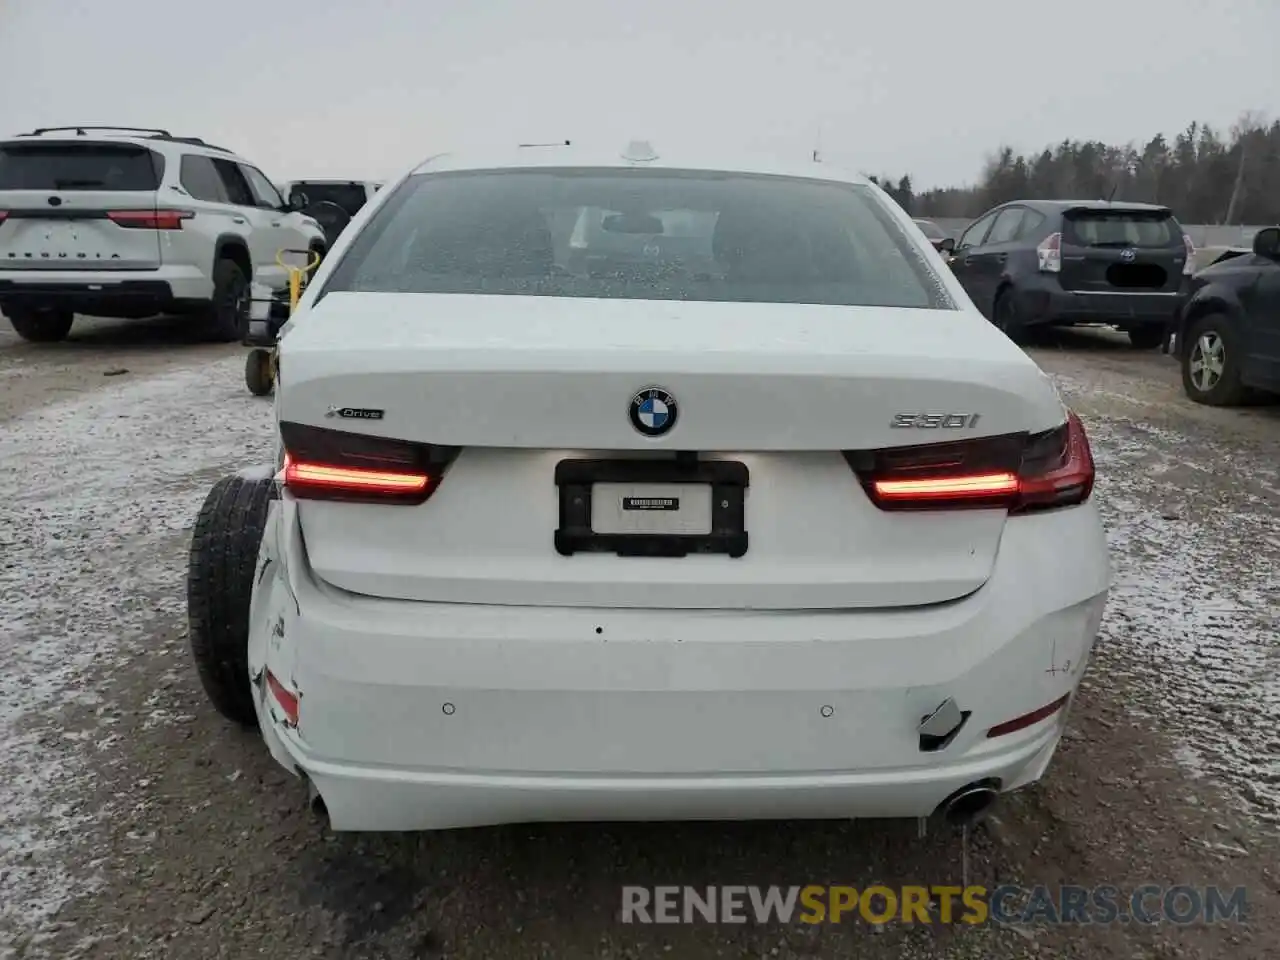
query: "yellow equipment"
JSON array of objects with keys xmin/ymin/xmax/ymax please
[{"xmin": 244, "ymin": 247, "xmax": 322, "ymax": 397}]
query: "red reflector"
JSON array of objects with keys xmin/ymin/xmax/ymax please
[
  {"xmin": 266, "ymin": 670, "xmax": 299, "ymax": 726},
  {"xmin": 107, "ymin": 209, "xmax": 193, "ymax": 230},
  {"xmin": 986, "ymin": 693, "xmax": 1070, "ymax": 738},
  {"xmin": 283, "ymin": 453, "xmax": 430, "ymax": 497},
  {"xmin": 873, "ymin": 471, "xmax": 1018, "ymax": 501}
]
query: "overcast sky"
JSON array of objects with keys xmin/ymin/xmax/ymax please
[{"xmin": 2, "ymin": 0, "xmax": 1276, "ymax": 189}]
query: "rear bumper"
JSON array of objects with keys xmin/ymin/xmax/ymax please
[
  {"xmin": 1017, "ymin": 278, "xmax": 1187, "ymax": 328},
  {"xmin": 0, "ymin": 266, "xmax": 213, "ymax": 317},
  {"xmin": 249, "ymin": 498, "xmax": 1111, "ymax": 831}
]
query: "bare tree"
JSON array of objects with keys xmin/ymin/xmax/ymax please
[{"xmin": 1223, "ymin": 110, "xmax": 1266, "ymax": 224}]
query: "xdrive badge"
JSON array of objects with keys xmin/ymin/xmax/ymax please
[{"xmin": 326, "ymin": 406, "xmax": 384, "ymax": 420}]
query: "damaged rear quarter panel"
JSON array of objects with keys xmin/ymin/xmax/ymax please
[{"xmin": 248, "ymin": 495, "xmax": 304, "ymax": 731}]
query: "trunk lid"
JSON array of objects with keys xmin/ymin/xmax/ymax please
[
  {"xmin": 1058, "ymin": 205, "xmax": 1186, "ymax": 294},
  {"xmin": 279, "ymin": 293, "xmax": 1068, "ymax": 610},
  {"xmin": 0, "ymin": 140, "xmax": 164, "ymax": 271}
]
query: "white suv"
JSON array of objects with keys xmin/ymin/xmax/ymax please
[{"xmin": 0, "ymin": 126, "xmax": 326, "ymax": 342}]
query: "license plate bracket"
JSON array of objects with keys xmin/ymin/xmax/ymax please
[{"xmin": 555, "ymin": 459, "xmax": 748, "ymax": 558}]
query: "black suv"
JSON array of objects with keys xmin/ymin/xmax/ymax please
[
  {"xmin": 1175, "ymin": 226, "xmax": 1280, "ymax": 405},
  {"xmin": 946, "ymin": 200, "xmax": 1193, "ymax": 348}
]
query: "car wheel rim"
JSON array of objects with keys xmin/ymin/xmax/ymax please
[{"xmin": 1188, "ymin": 332, "xmax": 1225, "ymax": 391}]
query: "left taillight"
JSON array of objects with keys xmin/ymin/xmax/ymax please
[
  {"xmin": 278, "ymin": 421, "xmax": 460, "ymax": 505},
  {"xmin": 1182, "ymin": 233, "xmax": 1196, "ymax": 276},
  {"xmin": 1036, "ymin": 232, "xmax": 1062, "ymax": 273},
  {"xmin": 0, "ymin": 211, "xmax": 8, "ymax": 225},
  {"xmin": 848, "ymin": 411, "xmax": 1095, "ymax": 513},
  {"xmin": 107, "ymin": 209, "xmax": 193, "ymax": 230}
]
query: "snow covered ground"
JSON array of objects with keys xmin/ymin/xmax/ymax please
[
  {"xmin": 0, "ymin": 357, "xmax": 273, "ymax": 946},
  {"xmin": 0, "ymin": 344, "xmax": 1276, "ymax": 959}
]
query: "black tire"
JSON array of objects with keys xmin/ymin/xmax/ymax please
[
  {"xmin": 1181, "ymin": 313, "xmax": 1247, "ymax": 407},
  {"xmin": 245, "ymin": 349, "xmax": 274, "ymax": 397},
  {"xmin": 992, "ymin": 288, "xmax": 1029, "ymax": 344},
  {"xmin": 187, "ymin": 474, "xmax": 275, "ymax": 726},
  {"xmin": 5, "ymin": 307, "xmax": 75, "ymax": 343},
  {"xmin": 205, "ymin": 258, "xmax": 250, "ymax": 343},
  {"xmin": 1126, "ymin": 323, "xmax": 1166, "ymax": 350}
]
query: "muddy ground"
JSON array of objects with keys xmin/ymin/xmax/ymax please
[{"xmin": 1, "ymin": 317, "xmax": 1277, "ymax": 960}]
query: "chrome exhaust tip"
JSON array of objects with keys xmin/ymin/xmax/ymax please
[{"xmin": 935, "ymin": 780, "xmax": 1000, "ymax": 828}]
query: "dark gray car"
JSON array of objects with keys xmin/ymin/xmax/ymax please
[{"xmin": 946, "ymin": 200, "xmax": 1193, "ymax": 348}]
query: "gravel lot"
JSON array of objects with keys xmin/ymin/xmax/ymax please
[{"xmin": 1, "ymin": 317, "xmax": 1278, "ymax": 960}]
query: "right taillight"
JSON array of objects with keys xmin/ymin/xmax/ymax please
[
  {"xmin": 107, "ymin": 209, "xmax": 193, "ymax": 230},
  {"xmin": 1036, "ymin": 232, "xmax": 1062, "ymax": 273},
  {"xmin": 849, "ymin": 411, "xmax": 1095, "ymax": 513},
  {"xmin": 1012, "ymin": 411, "xmax": 1095, "ymax": 511},
  {"xmin": 279, "ymin": 421, "xmax": 459, "ymax": 504},
  {"xmin": 1182, "ymin": 233, "xmax": 1196, "ymax": 275}
]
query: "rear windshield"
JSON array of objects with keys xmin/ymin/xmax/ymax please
[
  {"xmin": 323, "ymin": 168, "xmax": 954, "ymax": 309},
  {"xmin": 1064, "ymin": 210, "xmax": 1182, "ymax": 248},
  {"xmin": 0, "ymin": 142, "xmax": 162, "ymax": 191},
  {"xmin": 288, "ymin": 182, "xmax": 368, "ymax": 216}
]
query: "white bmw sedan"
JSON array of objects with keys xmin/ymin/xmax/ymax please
[{"xmin": 187, "ymin": 143, "xmax": 1111, "ymax": 833}]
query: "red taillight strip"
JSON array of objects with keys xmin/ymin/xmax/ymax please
[
  {"xmin": 107, "ymin": 209, "xmax": 193, "ymax": 230},
  {"xmin": 872, "ymin": 471, "xmax": 1018, "ymax": 501},
  {"xmin": 987, "ymin": 693, "xmax": 1070, "ymax": 738},
  {"xmin": 283, "ymin": 454, "xmax": 429, "ymax": 495}
]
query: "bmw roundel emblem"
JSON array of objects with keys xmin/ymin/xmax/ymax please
[
  {"xmin": 629, "ymin": 386, "xmax": 678, "ymax": 437},
  {"xmin": 1120, "ymin": 248, "xmax": 1137, "ymax": 262}
]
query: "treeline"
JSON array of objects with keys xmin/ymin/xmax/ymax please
[{"xmin": 866, "ymin": 113, "xmax": 1280, "ymax": 225}]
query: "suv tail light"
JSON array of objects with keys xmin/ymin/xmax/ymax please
[
  {"xmin": 0, "ymin": 211, "xmax": 8, "ymax": 225},
  {"xmin": 279, "ymin": 421, "xmax": 460, "ymax": 504},
  {"xmin": 1036, "ymin": 232, "xmax": 1062, "ymax": 273},
  {"xmin": 1182, "ymin": 233, "xmax": 1196, "ymax": 275},
  {"xmin": 107, "ymin": 209, "xmax": 193, "ymax": 230},
  {"xmin": 846, "ymin": 411, "xmax": 1095, "ymax": 513}
]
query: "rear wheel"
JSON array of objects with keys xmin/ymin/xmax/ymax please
[
  {"xmin": 187, "ymin": 474, "xmax": 275, "ymax": 726},
  {"xmin": 1181, "ymin": 313, "xmax": 1246, "ymax": 406},
  {"xmin": 205, "ymin": 259, "xmax": 250, "ymax": 343},
  {"xmin": 5, "ymin": 307, "xmax": 75, "ymax": 343},
  {"xmin": 992, "ymin": 289, "xmax": 1028, "ymax": 344},
  {"xmin": 1125, "ymin": 323, "xmax": 1166, "ymax": 350},
  {"xmin": 245, "ymin": 349, "xmax": 274, "ymax": 397}
]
